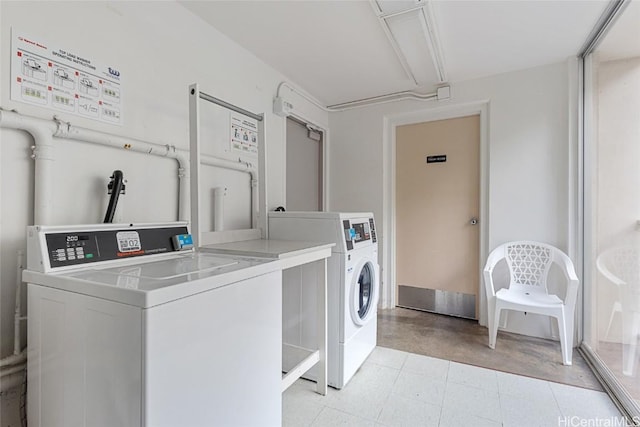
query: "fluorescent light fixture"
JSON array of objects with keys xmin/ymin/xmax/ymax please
[{"xmin": 370, "ymin": 0, "xmax": 448, "ymax": 85}]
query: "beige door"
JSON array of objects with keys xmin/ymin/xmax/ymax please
[{"xmin": 395, "ymin": 115, "xmax": 480, "ymax": 318}]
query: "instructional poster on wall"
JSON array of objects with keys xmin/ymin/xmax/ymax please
[
  {"xmin": 10, "ymin": 29, "xmax": 123, "ymax": 125},
  {"xmin": 230, "ymin": 113, "xmax": 258, "ymax": 156}
]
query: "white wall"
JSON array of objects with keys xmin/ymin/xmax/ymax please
[
  {"xmin": 0, "ymin": 0, "xmax": 327, "ymax": 408},
  {"xmin": 329, "ymin": 60, "xmax": 576, "ymax": 338}
]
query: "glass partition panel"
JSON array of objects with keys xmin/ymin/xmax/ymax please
[{"xmin": 584, "ymin": 0, "xmax": 640, "ymax": 411}]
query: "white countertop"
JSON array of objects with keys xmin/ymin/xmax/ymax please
[
  {"xmin": 200, "ymin": 239, "xmax": 334, "ymax": 261},
  {"xmin": 24, "ymin": 241, "xmax": 334, "ymax": 309}
]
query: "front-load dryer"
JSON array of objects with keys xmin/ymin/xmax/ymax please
[
  {"xmin": 340, "ymin": 244, "xmax": 379, "ymax": 386},
  {"xmin": 269, "ymin": 211, "xmax": 379, "ymax": 388}
]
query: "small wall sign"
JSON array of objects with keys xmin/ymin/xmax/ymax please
[{"xmin": 426, "ymin": 155, "xmax": 447, "ymax": 163}]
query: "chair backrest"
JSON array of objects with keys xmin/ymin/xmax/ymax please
[
  {"xmin": 485, "ymin": 241, "xmax": 578, "ymax": 308},
  {"xmin": 597, "ymin": 246, "xmax": 640, "ymax": 287},
  {"xmin": 597, "ymin": 247, "xmax": 640, "ymax": 301},
  {"xmin": 504, "ymin": 241, "xmax": 554, "ymax": 293}
]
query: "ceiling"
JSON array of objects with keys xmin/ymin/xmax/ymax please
[{"xmin": 179, "ymin": 0, "xmax": 610, "ymax": 106}]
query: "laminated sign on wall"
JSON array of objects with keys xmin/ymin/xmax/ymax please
[
  {"xmin": 230, "ymin": 113, "xmax": 258, "ymax": 156},
  {"xmin": 10, "ymin": 29, "xmax": 123, "ymax": 125}
]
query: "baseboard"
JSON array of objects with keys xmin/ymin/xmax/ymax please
[{"xmin": 397, "ymin": 285, "xmax": 476, "ymax": 319}]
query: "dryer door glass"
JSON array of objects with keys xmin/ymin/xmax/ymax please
[{"xmin": 357, "ymin": 263, "xmax": 373, "ymax": 319}]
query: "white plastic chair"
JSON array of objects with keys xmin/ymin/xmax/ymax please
[
  {"xmin": 483, "ymin": 241, "xmax": 579, "ymax": 365},
  {"xmin": 596, "ymin": 246, "xmax": 640, "ymax": 376}
]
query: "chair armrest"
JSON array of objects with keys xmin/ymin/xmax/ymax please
[
  {"xmin": 557, "ymin": 253, "xmax": 579, "ymax": 283},
  {"xmin": 553, "ymin": 250, "xmax": 580, "ymax": 309},
  {"xmin": 484, "ymin": 245, "xmax": 505, "ymax": 274},
  {"xmin": 596, "ymin": 254, "xmax": 625, "ymax": 287},
  {"xmin": 483, "ymin": 269, "xmax": 497, "ymax": 299},
  {"xmin": 564, "ymin": 277, "xmax": 579, "ymax": 312},
  {"xmin": 483, "ymin": 244, "xmax": 506, "ymax": 299}
]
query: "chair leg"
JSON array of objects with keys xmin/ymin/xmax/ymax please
[
  {"xmin": 623, "ymin": 311, "xmax": 640, "ymax": 376},
  {"xmin": 489, "ymin": 305, "xmax": 500, "ymax": 349},
  {"xmin": 557, "ymin": 313, "xmax": 573, "ymax": 366},
  {"xmin": 605, "ymin": 302, "xmax": 621, "ymax": 340},
  {"xmin": 487, "ymin": 299, "xmax": 494, "ymax": 349}
]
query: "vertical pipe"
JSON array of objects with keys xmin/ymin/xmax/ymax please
[
  {"xmin": 32, "ymin": 138, "xmax": 55, "ymax": 225},
  {"xmin": 213, "ymin": 187, "xmax": 225, "ymax": 231},
  {"xmin": 257, "ymin": 117, "xmax": 267, "ymax": 238},
  {"xmin": 251, "ymin": 173, "xmax": 258, "ymax": 229},
  {"xmin": 0, "ymin": 111, "xmax": 57, "ymax": 224},
  {"xmin": 176, "ymin": 154, "xmax": 190, "ymax": 222},
  {"xmin": 14, "ymin": 251, "xmax": 24, "ymax": 356}
]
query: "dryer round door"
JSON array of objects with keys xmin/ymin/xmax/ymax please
[{"xmin": 349, "ymin": 257, "xmax": 379, "ymax": 326}]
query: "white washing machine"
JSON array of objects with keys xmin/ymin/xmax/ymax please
[
  {"xmin": 23, "ymin": 222, "xmax": 283, "ymax": 427},
  {"xmin": 269, "ymin": 211, "xmax": 379, "ymax": 388}
]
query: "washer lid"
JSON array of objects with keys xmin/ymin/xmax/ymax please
[
  {"xmin": 24, "ymin": 252, "xmax": 281, "ymax": 308},
  {"xmin": 72, "ymin": 253, "xmax": 240, "ymax": 281}
]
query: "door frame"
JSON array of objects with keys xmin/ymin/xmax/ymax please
[{"xmin": 382, "ymin": 101, "xmax": 490, "ymax": 325}]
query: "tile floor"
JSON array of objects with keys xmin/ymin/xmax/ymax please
[{"xmin": 283, "ymin": 346, "xmax": 623, "ymax": 427}]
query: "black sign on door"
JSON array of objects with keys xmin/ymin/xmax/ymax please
[{"xmin": 426, "ymin": 155, "xmax": 447, "ymax": 164}]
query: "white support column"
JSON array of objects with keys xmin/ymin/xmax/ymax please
[
  {"xmin": 316, "ymin": 258, "xmax": 327, "ymax": 395},
  {"xmin": 188, "ymin": 83, "xmax": 202, "ymax": 247}
]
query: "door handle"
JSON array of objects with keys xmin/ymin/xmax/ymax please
[{"xmin": 470, "ymin": 217, "xmax": 478, "ymax": 225}]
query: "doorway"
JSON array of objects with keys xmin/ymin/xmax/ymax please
[
  {"xmin": 395, "ymin": 115, "xmax": 480, "ymax": 319},
  {"xmin": 285, "ymin": 117, "xmax": 323, "ymax": 211}
]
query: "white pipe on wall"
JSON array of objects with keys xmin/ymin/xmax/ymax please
[
  {"xmin": 0, "ymin": 352, "xmax": 25, "ymax": 369},
  {"xmin": 0, "ymin": 110, "xmax": 59, "ymax": 224},
  {"xmin": 0, "ymin": 111, "xmax": 256, "ymax": 228},
  {"xmin": 276, "ymin": 81, "xmax": 438, "ymax": 113},
  {"xmin": 0, "ymin": 110, "xmax": 190, "ymax": 223},
  {"xmin": 201, "ymin": 154, "xmax": 256, "ymax": 178},
  {"xmin": 0, "ymin": 363, "xmax": 25, "ymax": 378},
  {"xmin": 0, "ymin": 360, "xmax": 27, "ymax": 392},
  {"xmin": 32, "ymin": 140, "xmax": 55, "ymax": 225},
  {"xmin": 251, "ymin": 176, "xmax": 258, "ymax": 230},
  {"xmin": 53, "ymin": 120, "xmax": 191, "ymax": 222},
  {"xmin": 13, "ymin": 251, "xmax": 24, "ymax": 356},
  {"xmin": 173, "ymin": 149, "xmax": 190, "ymax": 223},
  {"xmin": 213, "ymin": 187, "xmax": 225, "ymax": 231},
  {"xmin": 201, "ymin": 154, "xmax": 257, "ymax": 228}
]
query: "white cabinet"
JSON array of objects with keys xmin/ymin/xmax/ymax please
[{"xmin": 27, "ymin": 270, "xmax": 282, "ymax": 427}]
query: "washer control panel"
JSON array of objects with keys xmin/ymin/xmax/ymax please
[
  {"xmin": 342, "ymin": 216, "xmax": 376, "ymax": 251},
  {"xmin": 27, "ymin": 222, "xmax": 191, "ymax": 272}
]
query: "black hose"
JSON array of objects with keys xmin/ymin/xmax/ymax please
[{"xmin": 103, "ymin": 170, "xmax": 125, "ymax": 223}]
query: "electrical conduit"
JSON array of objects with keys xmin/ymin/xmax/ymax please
[
  {"xmin": 0, "ymin": 252, "xmax": 27, "ymax": 393},
  {"xmin": 276, "ymin": 81, "xmax": 438, "ymax": 112}
]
